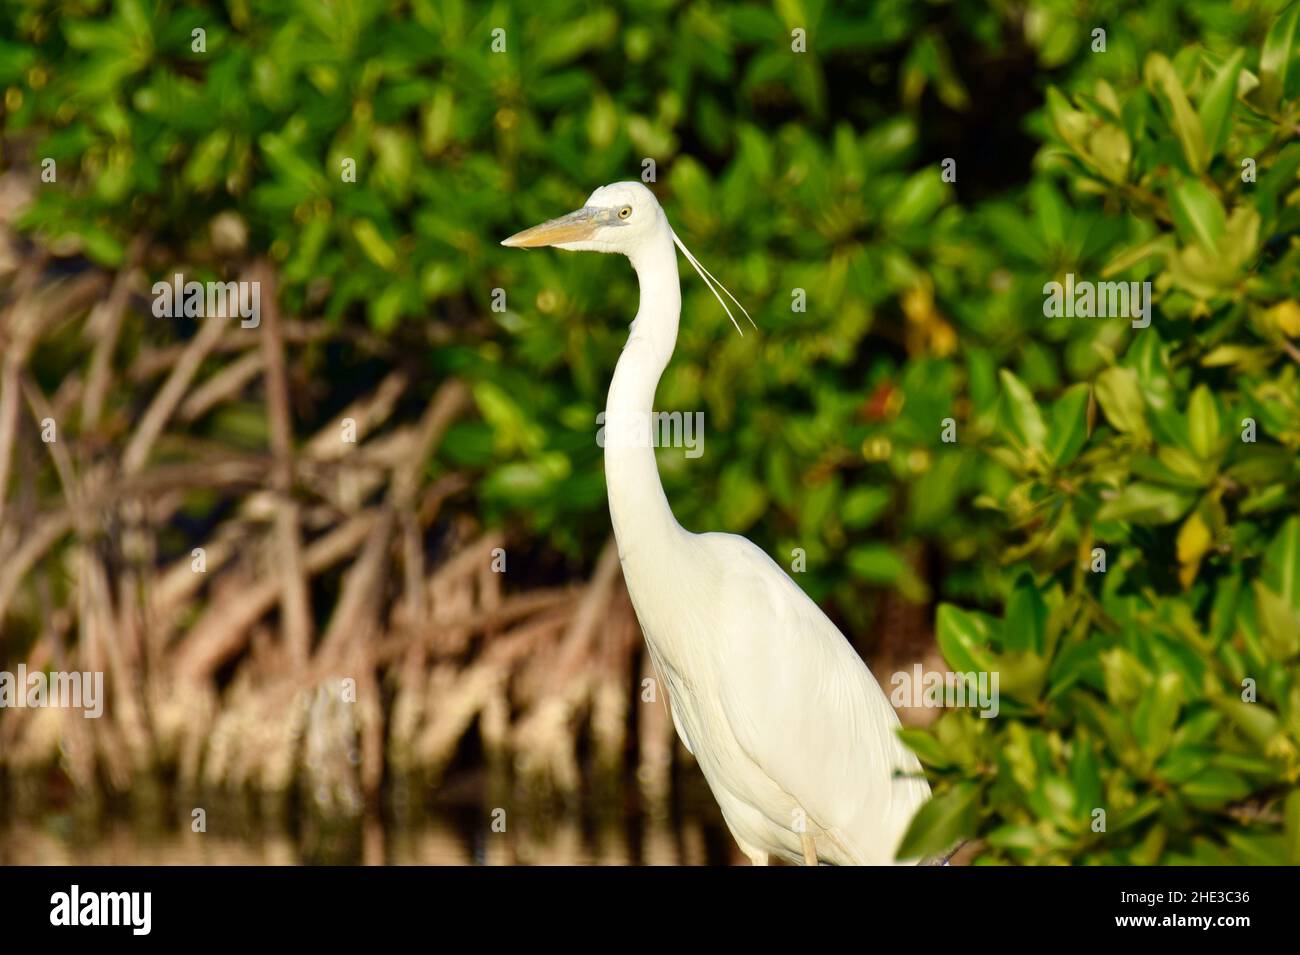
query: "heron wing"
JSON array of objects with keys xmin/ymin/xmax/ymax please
[
  {"xmin": 645, "ymin": 642, "xmax": 695, "ymax": 755},
  {"xmin": 700, "ymin": 533, "xmax": 930, "ymax": 863}
]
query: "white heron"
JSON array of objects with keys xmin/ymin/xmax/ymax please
[{"xmin": 503, "ymin": 181, "xmax": 931, "ymax": 865}]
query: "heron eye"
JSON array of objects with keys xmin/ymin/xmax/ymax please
[{"xmin": 618, "ymin": 205, "xmax": 632, "ymax": 220}]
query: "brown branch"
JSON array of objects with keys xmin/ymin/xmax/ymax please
[
  {"xmin": 0, "ymin": 251, "xmax": 48, "ymax": 530},
  {"xmin": 0, "ymin": 509, "xmax": 75, "ymax": 633},
  {"xmin": 375, "ymin": 586, "xmax": 580, "ymax": 663},
  {"xmin": 304, "ymin": 369, "xmax": 408, "ymax": 462},
  {"xmin": 171, "ymin": 510, "xmax": 380, "ymax": 682},
  {"xmin": 255, "ymin": 260, "xmax": 312, "ymax": 663},
  {"xmin": 81, "ymin": 237, "xmax": 147, "ymax": 428},
  {"xmin": 121, "ymin": 305, "xmax": 230, "ymax": 476},
  {"xmin": 316, "ymin": 379, "xmax": 471, "ymax": 662},
  {"xmin": 178, "ymin": 349, "xmax": 264, "ymax": 421}
]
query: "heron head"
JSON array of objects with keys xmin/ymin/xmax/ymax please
[
  {"xmin": 501, "ymin": 181, "xmax": 663, "ymax": 255},
  {"xmin": 502, "ymin": 180, "xmax": 755, "ymax": 335}
]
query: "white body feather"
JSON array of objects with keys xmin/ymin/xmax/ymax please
[{"xmin": 627, "ymin": 528, "xmax": 931, "ymax": 864}]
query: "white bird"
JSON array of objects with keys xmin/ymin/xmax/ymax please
[{"xmin": 503, "ymin": 181, "xmax": 931, "ymax": 865}]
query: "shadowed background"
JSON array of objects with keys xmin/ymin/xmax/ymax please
[{"xmin": 1, "ymin": 0, "xmax": 1298, "ymax": 864}]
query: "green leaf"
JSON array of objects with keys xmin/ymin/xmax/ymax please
[
  {"xmin": 841, "ymin": 487, "xmax": 892, "ymax": 529},
  {"xmin": 1261, "ymin": 517, "xmax": 1300, "ymax": 611},
  {"xmin": 1213, "ymin": 697, "xmax": 1280, "ymax": 748},
  {"xmin": 1045, "ymin": 86, "xmax": 1088, "ymax": 153},
  {"xmin": 996, "ymin": 369, "xmax": 1046, "ymax": 455},
  {"xmin": 1155, "ymin": 445, "xmax": 1213, "ymax": 486},
  {"xmin": 985, "ymin": 824, "xmax": 1045, "ymax": 853},
  {"xmin": 717, "ymin": 465, "xmax": 768, "ymax": 532},
  {"xmin": 1197, "ymin": 49, "xmax": 1245, "ymax": 162},
  {"xmin": 1260, "ymin": 1, "xmax": 1300, "ymax": 107},
  {"xmin": 1145, "ymin": 53, "xmax": 1207, "ymax": 172},
  {"xmin": 1285, "ymin": 789, "xmax": 1300, "ymax": 865},
  {"xmin": 935, "ymin": 604, "xmax": 999, "ymax": 673},
  {"xmin": 1186, "ymin": 384, "xmax": 1223, "ymax": 460},
  {"xmin": 883, "ymin": 168, "xmax": 948, "ymax": 229},
  {"xmin": 1004, "ymin": 574, "xmax": 1047, "ymax": 653},
  {"xmin": 1134, "ymin": 672, "xmax": 1182, "ymax": 760},
  {"xmin": 1030, "ymin": 180, "xmax": 1068, "ymax": 250},
  {"xmin": 369, "ymin": 283, "xmax": 405, "ymax": 333},
  {"xmin": 1094, "ymin": 366, "xmax": 1149, "ymax": 440},
  {"xmin": 896, "ymin": 782, "xmax": 979, "ymax": 861},
  {"xmin": 0, "ymin": 40, "xmax": 35, "ymax": 85},
  {"xmin": 79, "ymin": 226, "xmax": 125, "ymax": 268},
  {"xmin": 1102, "ymin": 236, "xmax": 1176, "ymax": 277},
  {"xmin": 1087, "ymin": 123, "xmax": 1131, "ymax": 183},
  {"xmin": 1101, "ymin": 648, "xmax": 1148, "ymax": 705},
  {"xmin": 1046, "ymin": 384, "xmax": 1090, "ymax": 466},
  {"xmin": 352, "ymin": 219, "xmax": 397, "ymax": 270},
  {"xmin": 1169, "ymin": 178, "xmax": 1226, "ymax": 252},
  {"xmin": 473, "ymin": 382, "xmax": 545, "ymax": 455},
  {"xmin": 896, "ymin": 729, "xmax": 953, "ymax": 769},
  {"xmin": 1069, "ymin": 737, "xmax": 1102, "ymax": 813},
  {"xmin": 1254, "ymin": 142, "xmax": 1300, "ymax": 224},
  {"xmin": 482, "ymin": 454, "xmax": 571, "ymax": 504},
  {"xmin": 846, "ymin": 543, "xmax": 904, "ymax": 584},
  {"xmin": 1181, "ymin": 768, "xmax": 1250, "ymax": 809},
  {"xmin": 1096, "ymin": 484, "xmax": 1195, "ymax": 524},
  {"xmin": 998, "ymin": 648, "xmax": 1049, "ymax": 700},
  {"xmin": 1253, "ymin": 582, "xmax": 1300, "ymax": 659}
]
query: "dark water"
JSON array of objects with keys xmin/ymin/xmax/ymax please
[
  {"xmin": 0, "ymin": 777, "xmax": 743, "ymax": 865},
  {"xmin": 2, "ymin": 814, "xmax": 740, "ymax": 865}
]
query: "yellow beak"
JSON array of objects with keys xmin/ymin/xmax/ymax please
[{"xmin": 501, "ymin": 207, "xmax": 606, "ymax": 248}]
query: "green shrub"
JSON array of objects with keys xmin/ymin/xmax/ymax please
[{"xmin": 901, "ymin": 7, "xmax": 1300, "ymax": 864}]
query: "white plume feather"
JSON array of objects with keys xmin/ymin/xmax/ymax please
[{"xmin": 671, "ymin": 230, "xmax": 756, "ymax": 336}]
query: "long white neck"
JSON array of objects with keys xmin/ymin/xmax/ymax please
[{"xmin": 604, "ymin": 222, "xmax": 683, "ymax": 566}]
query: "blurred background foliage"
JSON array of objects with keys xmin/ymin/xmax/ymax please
[{"xmin": 2, "ymin": 0, "xmax": 1299, "ymax": 863}]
